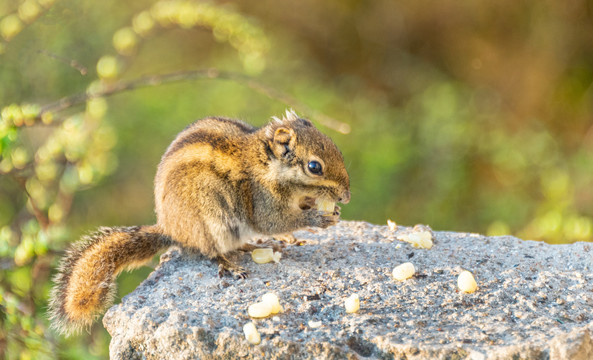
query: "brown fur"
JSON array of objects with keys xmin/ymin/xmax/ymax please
[
  {"xmin": 49, "ymin": 111, "xmax": 350, "ymax": 335},
  {"xmin": 48, "ymin": 226, "xmax": 171, "ymax": 334}
]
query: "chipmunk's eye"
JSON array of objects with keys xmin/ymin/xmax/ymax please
[{"xmin": 307, "ymin": 160, "xmax": 323, "ymax": 175}]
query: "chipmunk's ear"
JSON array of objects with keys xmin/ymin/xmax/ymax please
[{"xmin": 270, "ymin": 127, "xmax": 296, "ymax": 159}]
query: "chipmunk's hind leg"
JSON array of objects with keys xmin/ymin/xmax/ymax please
[{"xmin": 216, "ymin": 255, "xmax": 247, "ymax": 279}]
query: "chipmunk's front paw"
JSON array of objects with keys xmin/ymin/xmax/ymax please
[{"xmin": 305, "ymin": 207, "xmax": 340, "ymax": 229}]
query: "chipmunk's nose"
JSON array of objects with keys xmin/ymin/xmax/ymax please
[{"xmin": 339, "ymin": 190, "xmax": 351, "ymax": 204}]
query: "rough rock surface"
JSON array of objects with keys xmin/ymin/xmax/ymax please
[{"xmin": 103, "ymin": 221, "xmax": 593, "ymax": 360}]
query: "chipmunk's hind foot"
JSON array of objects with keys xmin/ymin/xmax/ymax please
[{"xmin": 216, "ymin": 255, "xmax": 247, "ymax": 279}]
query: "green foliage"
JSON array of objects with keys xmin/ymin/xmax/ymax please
[
  {"xmin": 1, "ymin": 0, "xmax": 592, "ymax": 358},
  {"xmin": 0, "ymin": 0, "xmax": 272, "ymax": 358}
]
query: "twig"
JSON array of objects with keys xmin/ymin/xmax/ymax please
[
  {"xmin": 37, "ymin": 68, "xmax": 351, "ymax": 134},
  {"xmin": 37, "ymin": 50, "xmax": 88, "ymax": 75},
  {"xmin": 11, "ymin": 175, "xmax": 50, "ymax": 231}
]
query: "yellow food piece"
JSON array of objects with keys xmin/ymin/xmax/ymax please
[
  {"xmin": 458, "ymin": 270, "xmax": 478, "ymax": 293},
  {"xmin": 400, "ymin": 231, "xmax": 433, "ymax": 249},
  {"xmin": 316, "ymin": 198, "xmax": 335, "ymax": 213},
  {"xmin": 251, "ymin": 248, "xmax": 282, "ymax": 264},
  {"xmin": 248, "ymin": 293, "xmax": 283, "ymax": 318},
  {"xmin": 251, "ymin": 248, "xmax": 274, "ymax": 264},
  {"xmin": 243, "ymin": 322, "xmax": 261, "ymax": 345},
  {"xmin": 344, "ymin": 294, "xmax": 360, "ymax": 313},
  {"xmin": 387, "ymin": 219, "xmax": 397, "ymax": 231},
  {"xmin": 308, "ymin": 320, "xmax": 322, "ymax": 328},
  {"xmin": 248, "ymin": 301, "xmax": 272, "ymax": 318},
  {"xmin": 392, "ymin": 262, "xmax": 415, "ymax": 281},
  {"xmin": 261, "ymin": 293, "xmax": 283, "ymax": 314}
]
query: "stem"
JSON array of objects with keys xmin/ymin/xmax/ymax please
[
  {"xmin": 11, "ymin": 175, "xmax": 50, "ymax": 231},
  {"xmin": 37, "ymin": 68, "xmax": 350, "ymax": 134}
]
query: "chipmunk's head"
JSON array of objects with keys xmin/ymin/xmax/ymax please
[{"xmin": 264, "ymin": 110, "xmax": 350, "ymax": 210}]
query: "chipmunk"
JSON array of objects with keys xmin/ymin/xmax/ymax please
[{"xmin": 48, "ymin": 110, "xmax": 350, "ymax": 335}]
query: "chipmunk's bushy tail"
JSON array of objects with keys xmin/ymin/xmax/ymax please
[{"xmin": 48, "ymin": 225, "xmax": 171, "ymax": 336}]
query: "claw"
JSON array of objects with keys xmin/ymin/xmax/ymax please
[
  {"xmin": 333, "ymin": 205, "xmax": 341, "ymax": 216},
  {"xmin": 234, "ymin": 270, "xmax": 248, "ymax": 280},
  {"xmin": 216, "ymin": 255, "xmax": 248, "ymax": 279}
]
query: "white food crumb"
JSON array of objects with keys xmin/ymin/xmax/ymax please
[
  {"xmin": 251, "ymin": 248, "xmax": 274, "ymax": 264},
  {"xmin": 387, "ymin": 219, "xmax": 397, "ymax": 231},
  {"xmin": 344, "ymin": 294, "xmax": 360, "ymax": 313},
  {"xmin": 316, "ymin": 199, "xmax": 335, "ymax": 213},
  {"xmin": 398, "ymin": 231, "xmax": 433, "ymax": 249},
  {"xmin": 243, "ymin": 322, "xmax": 261, "ymax": 345},
  {"xmin": 308, "ymin": 320, "xmax": 322, "ymax": 328},
  {"xmin": 261, "ymin": 293, "xmax": 283, "ymax": 314},
  {"xmin": 248, "ymin": 302, "xmax": 272, "ymax": 318},
  {"xmin": 392, "ymin": 262, "xmax": 416, "ymax": 281},
  {"xmin": 457, "ymin": 270, "xmax": 478, "ymax": 293}
]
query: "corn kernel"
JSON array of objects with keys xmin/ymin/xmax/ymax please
[
  {"xmin": 344, "ymin": 294, "xmax": 360, "ymax": 313},
  {"xmin": 251, "ymin": 248, "xmax": 274, "ymax": 264},
  {"xmin": 243, "ymin": 322, "xmax": 261, "ymax": 345},
  {"xmin": 458, "ymin": 270, "xmax": 478, "ymax": 293},
  {"xmin": 261, "ymin": 293, "xmax": 283, "ymax": 314},
  {"xmin": 387, "ymin": 219, "xmax": 397, "ymax": 231},
  {"xmin": 308, "ymin": 320, "xmax": 322, "ymax": 328},
  {"xmin": 392, "ymin": 262, "xmax": 415, "ymax": 281},
  {"xmin": 316, "ymin": 198, "xmax": 335, "ymax": 213},
  {"xmin": 399, "ymin": 231, "xmax": 433, "ymax": 249},
  {"xmin": 248, "ymin": 301, "xmax": 272, "ymax": 318}
]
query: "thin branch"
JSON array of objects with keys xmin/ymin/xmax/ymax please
[
  {"xmin": 37, "ymin": 68, "xmax": 351, "ymax": 134},
  {"xmin": 37, "ymin": 50, "xmax": 88, "ymax": 75},
  {"xmin": 11, "ymin": 175, "xmax": 50, "ymax": 231}
]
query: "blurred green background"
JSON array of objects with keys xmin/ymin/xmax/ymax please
[{"xmin": 1, "ymin": 0, "xmax": 592, "ymax": 358}]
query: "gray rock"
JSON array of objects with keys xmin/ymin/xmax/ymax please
[{"xmin": 103, "ymin": 221, "xmax": 593, "ymax": 359}]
